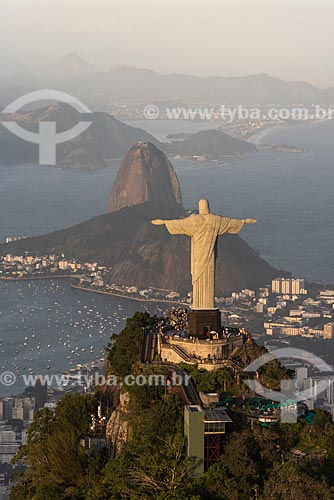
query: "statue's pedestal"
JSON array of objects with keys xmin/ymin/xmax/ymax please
[{"xmin": 189, "ymin": 309, "xmax": 221, "ymax": 339}]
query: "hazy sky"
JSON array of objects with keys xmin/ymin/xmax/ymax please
[{"xmin": 2, "ymin": 0, "xmax": 334, "ymax": 87}]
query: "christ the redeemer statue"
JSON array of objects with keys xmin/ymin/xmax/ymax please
[{"xmin": 152, "ymin": 199, "xmax": 256, "ymax": 310}]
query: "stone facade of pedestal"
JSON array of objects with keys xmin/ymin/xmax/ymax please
[
  {"xmin": 189, "ymin": 309, "xmax": 222, "ymax": 339},
  {"xmin": 160, "ymin": 335, "xmax": 244, "ymax": 370}
]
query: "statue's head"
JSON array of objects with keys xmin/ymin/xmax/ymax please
[{"xmin": 199, "ymin": 199, "xmax": 210, "ymax": 215}]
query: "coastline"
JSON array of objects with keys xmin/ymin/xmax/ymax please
[
  {"xmin": 246, "ymin": 118, "xmax": 331, "ymax": 145},
  {"xmin": 0, "ymin": 274, "xmax": 188, "ymax": 305},
  {"xmin": 0, "ymin": 274, "xmax": 78, "ymax": 282},
  {"xmin": 0, "ymin": 266, "xmax": 189, "ymax": 305},
  {"xmin": 246, "ymin": 125, "xmax": 283, "ymax": 144},
  {"xmin": 70, "ymin": 283, "xmax": 188, "ymax": 306}
]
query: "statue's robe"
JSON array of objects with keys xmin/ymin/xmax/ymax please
[{"xmin": 165, "ymin": 214, "xmax": 244, "ymax": 309}]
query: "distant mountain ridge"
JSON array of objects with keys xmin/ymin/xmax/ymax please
[
  {"xmin": 60, "ymin": 65, "xmax": 334, "ymax": 105},
  {"xmin": 1, "ymin": 55, "xmax": 334, "ymax": 106},
  {"xmin": 34, "ymin": 53, "xmax": 99, "ymax": 82}
]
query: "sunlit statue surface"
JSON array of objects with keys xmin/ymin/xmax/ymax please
[{"xmin": 152, "ymin": 199, "xmax": 256, "ymax": 309}]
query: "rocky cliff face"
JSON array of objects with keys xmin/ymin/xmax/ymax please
[
  {"xmin": 108, "ymin": 142, "xmax": 182, "ymax": 213},
  {"xmin": 106, "ymin": 392, "xmax": 130, "ymax": 457}
]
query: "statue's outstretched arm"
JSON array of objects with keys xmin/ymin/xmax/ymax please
[
  {"xmin": 151, "ymin": 219, "xmax": 166, "ymax": 225},
  {"xmin": 152, "ymin": 217, "xmax": 195, "ymax": 236},
  {"xmin": 219, "ymin": 216, "xmax": 256, "ymax": 235},
  {"xmin": 244, "ymin": 218, "xmax": 257, "ymax": 224}
]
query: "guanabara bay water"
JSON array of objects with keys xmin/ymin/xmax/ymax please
[
  {"xmin": 0, "ymin": 118, "xmax": 334, "ymax": 394},
  {"xmin": 0, "ymin": 279, "xmax": 166, "ymax": 395}
]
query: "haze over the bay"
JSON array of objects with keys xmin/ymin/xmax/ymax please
[{"xmin": 2, "ymin": 0, "xmax": 334, "ymax": 87}]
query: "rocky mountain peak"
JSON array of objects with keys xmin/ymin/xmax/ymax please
[{"xmin": 108, "ymin": 142, "xmax": 183, "ymax": 213}]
